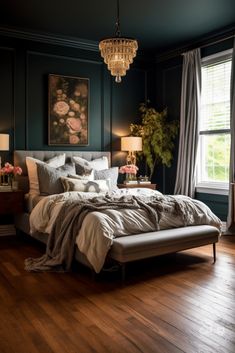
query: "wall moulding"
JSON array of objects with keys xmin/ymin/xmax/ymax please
[
  {"xmin": 0, "ymin": 26, "xmax": 154, "ymax": 66},
  {"xmin": 0, "ymin": 25, "xmax": 99, "ymax": 52}
]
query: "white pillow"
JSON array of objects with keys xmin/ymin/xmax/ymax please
[
  {"xmin": 94, "ymin": 167, "xmax": 118, "ymax": 190},
  {"xmin": 26, "ymin": 154, "xmax": 66, "ymax": 195},
  {"xmin": 89, "ymin": 156, "xmax": 109, "ymax": 170},
  {"xmin": 60, "ymin": 177, "xmax": 110, "ymax": 193},
  {"xmin": 72, "ymin": 156, "xmax": 109, "ymax": 171}
]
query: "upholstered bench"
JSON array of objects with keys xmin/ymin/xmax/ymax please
[{"xmin": 109, "ymin": 225, "xmax": 220, "ymax": 280}]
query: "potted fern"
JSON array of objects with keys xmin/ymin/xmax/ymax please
[{"xmin": 130, "ymin": 103, "xmax": 178, "ymax": 178}]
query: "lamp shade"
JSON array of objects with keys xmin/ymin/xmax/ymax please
[
  {"xmin": 121, "ymin": 136, "xmax": 142, "ymax": 152},
  {"xmin": 0, "ymin": 134, "xmax": 9, "ymax": 151}
]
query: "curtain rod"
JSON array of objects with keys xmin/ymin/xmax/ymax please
[
  {"xmin": 156, "ymin": 29, "xmax": 235, "ymax": 62},
  {"xmin": 181, "ymin": 33, "xmax": 235, "ymax": 55}
]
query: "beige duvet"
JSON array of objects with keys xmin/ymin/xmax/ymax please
[{"xmin": 30, "ymin": 189, "xmax": 222, "ymax": 272}]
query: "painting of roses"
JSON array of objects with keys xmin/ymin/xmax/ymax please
[{"xmin": 48, "ymin": 74, "xmax": 89, "ymax": 145}]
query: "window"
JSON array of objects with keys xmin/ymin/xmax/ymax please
[{"xmin": 197, "ymin": 50, "xmax": 232, "ymax": 193}]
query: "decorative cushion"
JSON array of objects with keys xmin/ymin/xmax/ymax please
[
  {"xmin": 60, "ymin": 177, "xmax": 110, "ymax": 193},
  {"xmin": 94, "ymin": 167, "xmax": 118, "ymax": 190},
  {"xmin": 67, "ymin": 172, "xmax": 94, "ymax": 181},
  {"xmin": 71, "ymin": 156, "xmax": 93, "ymax": 175},
  {"xmin": 89, "ymin": 156, "xmax": 109, "ymax": 170},
  {"xmin": 26, "ymin": 154, "xmax": 66, "ymax": 195},
  {"xmin": 37, "ymin": 162, "xmax": 76, "ymax": 195},
  {"xmin": 72, "ymin": 156, "xmax": 109, "ymax": 173}
]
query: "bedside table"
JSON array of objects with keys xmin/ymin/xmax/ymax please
[
  {"xmin": 118, "ymin": 183, "xmax": 157, "ymax": 190},
  {"xmin": 0, "ymin": 190, "xmax": 24, "ymax": 215},
  {"xmin": 0, "ymin": 190, "xmax": 24, "ymax": 236}
]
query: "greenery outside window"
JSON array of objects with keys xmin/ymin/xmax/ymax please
[{"xmin": 197, "ymin": 50, "xmax": 232, "ymax": 194}]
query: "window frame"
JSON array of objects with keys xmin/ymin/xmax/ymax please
[{"xmin": 196, "ymin": 49, "xmax": 232, "ymax": 195}]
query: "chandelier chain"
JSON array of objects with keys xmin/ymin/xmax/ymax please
[{"xmin": 115, "ymin": 0, "xmax": 121, "ymax": 37}]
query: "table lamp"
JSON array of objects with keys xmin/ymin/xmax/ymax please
[
  {"xmin": 121, "ymin": 136, "xmax": 142, "ymax": 165},
  {"xmin": 0, "ymin": 134, "xmax": 9, "ymax": 168}
]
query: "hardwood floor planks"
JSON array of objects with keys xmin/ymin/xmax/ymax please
[{"xmin": 0, "ymin": 235, "xmax": 234, "ymax": 353}]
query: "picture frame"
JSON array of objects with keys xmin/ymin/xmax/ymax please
[{"xmin": 48, "ymin": 74, "xmax": 89, "ymax": 146}]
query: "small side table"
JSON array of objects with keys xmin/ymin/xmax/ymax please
[
  {"xmin": 118, "ymin": 183, "xmax": 157, "ymax": 190},
  {"xmin": 0, "ymin": 190, "xmax": 24, "ymax": 236},
  {"xmin": 0, "ymin": 190, "xmax": 24, "ymax": 214}
]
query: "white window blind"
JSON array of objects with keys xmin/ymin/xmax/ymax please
[
  {"xmin": 201, "ymin": 59, "xmax": 231, "ymax": 131},
  {"xmin": 197, "ymin": 51, "xmax": 232, "ymax": 193}
]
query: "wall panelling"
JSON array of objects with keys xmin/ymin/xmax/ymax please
[{"xmin": 0, "ymin": 30, "xmax": 152, "ymax": 167}]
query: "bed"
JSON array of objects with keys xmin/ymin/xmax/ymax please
[{"xmin": 14, "ymin": 150, "xmax": 221, "ymax": 280}]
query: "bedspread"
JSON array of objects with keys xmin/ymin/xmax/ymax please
[{"xmin": 28, "ymin": 189, "xmax": 222, "ymax": 273}]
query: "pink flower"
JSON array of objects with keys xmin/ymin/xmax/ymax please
[
  {"xmin": 0, "ymin": 163, "xmax": 22, "ymax": 176},
  {"xmin": 69, "ymin": 135, "xmax": 80, "ymax": 144},
  {"xmin": 73, "ymin": 103, "xmax": 80, "ymax": 112},
  {"xmin": 53, "ymin": 101, "xmax": 70, "ymax": 116},
  {"xmin": 13, "ymin": 166, "xmax": 22, "ymax": 175},
  {"xmin": 119, "ymin": 164, "xmax": 139, "ymax": 175},
  {"xmin": 0, "ymin": 163, "xmax": 22, "ymax": 178},
  {"xmin": 1, "ymin": 163, "xmax": 14, "ymax": 174},
  {"xmin": 66, "ymin": 117, "xmax": 82, "ymax": 132},
  {"xmin": 80, "ymin": 113, "xmax": 86, "ymax": 120}
]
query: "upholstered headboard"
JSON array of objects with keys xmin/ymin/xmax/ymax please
[{"xmin": 14, "ymin": 150, "xmax": 111, "ymax": 193}]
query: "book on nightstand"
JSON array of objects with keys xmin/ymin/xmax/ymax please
[{"xmin": 0, "ymin": 185, "xmax": 12, "ymax": 192}]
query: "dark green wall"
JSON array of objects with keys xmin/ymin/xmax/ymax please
[
  {"xmin": 196, "ymin": 193, "xmax": 228, "ymax": 221},
  {"xmin": 0, "ymin": 31, "xmax": 154, "ymax": 167},
  {"xmin": 154, "ymin": 56, "xmax": 182, "ymax": 194},
  {"xmin": 155, "ymin": 38, "xmax": 233, "ymax": 220},
  {"xmin": 0, "ymin": 27, "xmax": 231, "ymax": 221}
]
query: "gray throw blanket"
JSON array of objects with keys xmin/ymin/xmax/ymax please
[{"xmin": 25, "ymin": 195, "xmax": 164, "ymax": 272}]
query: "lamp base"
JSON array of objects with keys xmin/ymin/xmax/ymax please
[{"xmin": 126, "ymin": 151, "xmax": 136, "ymax": 165}]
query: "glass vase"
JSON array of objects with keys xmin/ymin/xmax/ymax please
[
  {"xmin": 125, "ymin": 173, "xmax": 136, "ymax": 183},
  {"xmin": 12, "ymin": 178, "xmax": 18, "ymax": 190},
  {"xmin": 0, "ymin": 174, "xmax": 10, "ymax": 186}
]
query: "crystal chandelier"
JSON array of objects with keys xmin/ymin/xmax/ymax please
[{"xmin": 99, "ymin": 0, "xmax": 138, "ymax": 83}]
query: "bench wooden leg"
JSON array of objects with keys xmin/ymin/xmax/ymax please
[
  {"xmin": 120, "ymin": 263, "xmax": 126, "ymax": 282},
  {"xmin": 91, "ymin": 268, "xmax": 97, "ymax": 280},
  {"xmin": 213, "ymin": 243, "xmax": 216, "ymax": 263}
]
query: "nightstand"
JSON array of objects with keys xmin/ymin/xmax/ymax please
[
  {"xmin": 118, "ymin": 183, "xmax": 157, "ymax": 190},
  {"xmin": 0, "ymin": 190, "xmax": 24, "ymax": 236},
  {"xmin": 0, "ymin": 190, "xmax": 24, "ymax": 214}
]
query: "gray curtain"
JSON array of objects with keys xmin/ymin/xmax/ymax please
[
  {"xmin": 227, "ymin": 38, "xmax": 235, "ymax": 230},
  {"xmin": 174, "ymin": 49, "xmax": 201, "ymax": 198}
]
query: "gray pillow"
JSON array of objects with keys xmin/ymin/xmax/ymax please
[
  {"xmin": 94, "ymin": 167, "xmax": 118, "ymax": 190},
  {"xmin": 72, "ymin": 156, "xmax": 93, "ymax": 176},
  {"xmin": 37, "ymin": 163, "xmax": 76, "ymax": 195},
  {"xmin": 72, "ymin": 156, "xmax": 109, "ymax": 174},
  {"xmin": 67, "ymin": 172, "xmax": 94, "ymax": 181}
]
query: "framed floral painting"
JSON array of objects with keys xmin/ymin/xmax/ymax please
[{"xmin": 48, "ymin": 74, "xmax": 89, "ymax": 146}]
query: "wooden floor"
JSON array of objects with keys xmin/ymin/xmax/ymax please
[{"xmin": 0, "ymin": 235, "xmax": 235, "ymax": 353}]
